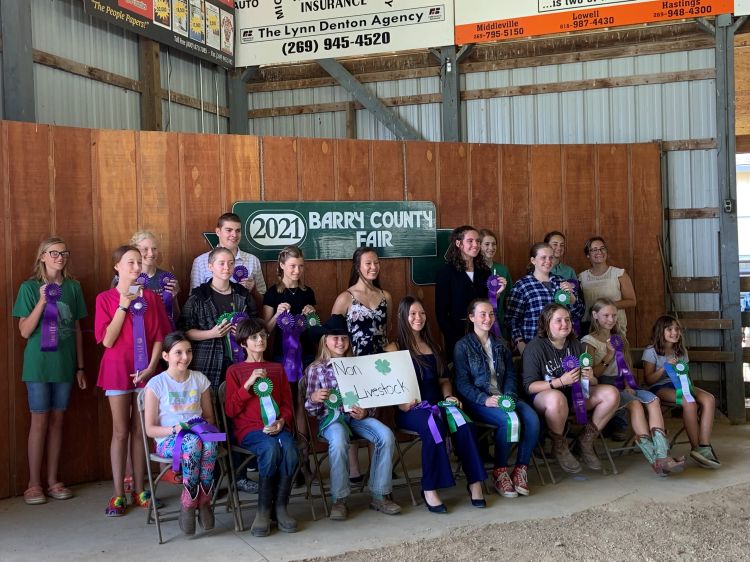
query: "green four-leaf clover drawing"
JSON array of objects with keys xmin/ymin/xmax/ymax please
[{"xmin": 374, "ymin": 359, "xmax": 391, "ymax": 375}]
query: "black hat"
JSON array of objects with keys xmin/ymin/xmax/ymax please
[{"xmin": 322, "ymin": 314, "xmax": 349, "ymax": 336}]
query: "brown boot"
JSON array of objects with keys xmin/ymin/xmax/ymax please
[
  {"xmin": 576, "ymin": 423, "xmax": 602, "ymax": 471},
  {"xmin": 652, "ymin": 428, "xmax": 686, "ymax": 475},
  {"xmin": 179, "ymin": 486, "xmax": 199, "ymax": 535},
  {"xmin": 550, "ymin": 432, "xmax": 581, "ymax": 473},
  {"xmin": 197, "ymin": 482, "xmax": 215, "ymax": 531}
]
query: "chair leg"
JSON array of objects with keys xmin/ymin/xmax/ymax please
[
  {"xmin": 145, "ymin": 459, "xmax": 163, "ymax": 544},
  {"xmin": 530, "ymin": 450, "xmax": 545, "ymax": 486},
  {"xmin": 393, "ymin": 439, "xmax": 418, "ymax": 507},
  {"xmin": 535, "ymin": 443, "xmax": 556, "ymax": 485},
  {"xmin": 597, "ymin": 431, "xmax": 619, "ymax": 475}
]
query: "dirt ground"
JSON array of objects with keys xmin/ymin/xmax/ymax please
[{"xmin": 302, "ymin": 482, "xmax": 750, "ymax": 562}]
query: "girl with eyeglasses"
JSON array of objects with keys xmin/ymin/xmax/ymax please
[{"xmin": 13, "ymin": 237, "xmax": 87, "ymax": 506}]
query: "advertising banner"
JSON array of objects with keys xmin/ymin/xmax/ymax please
[
  {"xmin": 455, "ymin": 0, "xmax": 735, "ymax": 45},
  {"xmin": 235, "ymin": 0, "xmax": 455, "ymax": 66},
  {"xmin": 84, "ymin": 0, "xmax": 235, "ymax": 68}
]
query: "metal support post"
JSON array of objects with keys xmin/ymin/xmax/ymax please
[
  {"xmin": 228, "ymin": 68, "xmax": 253, "ymax": 135},
  {"xmin": 1, "ymin": 1, "xmax": 35, "ymax": 121}
]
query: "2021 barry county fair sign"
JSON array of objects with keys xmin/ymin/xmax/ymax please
[
  {"xmin": 204, "ymin": 201, "xmax": 437, "ymax": 261},
  {"xmin": 454, "ymin": 0, "xmax": 734, "ymax": 44},
  {"xmin": 235, "ymin": 0, "xmax": 455, "ymax": 66},
  {"xmin": 331, "ymin": 351, "xmax": 421, "ymax": 411}
]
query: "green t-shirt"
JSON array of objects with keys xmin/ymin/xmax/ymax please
[
  {"xmin": 552, "ymin": 262, "xmax": 577, "ymax": 281},
  {"xmin": 12, "ymin": 279, "xmax": 87, "ymax": 382}
]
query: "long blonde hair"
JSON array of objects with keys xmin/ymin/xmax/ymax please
[
  {"xmin": 308, "ymin": 333, "xmax": 353, "ymax": 371},
  {"xmin": 31, "ymin": 237, "xmax": 72, "ymax": 282},
  {"xmin": 275, "ymin": 245, "xmax": 307, "ymax": 293}
]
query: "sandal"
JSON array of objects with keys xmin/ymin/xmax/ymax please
[
  {"xmin": 24, "ymin": 486, "xmax": 47, "ymax": 505},
  {"xmin": 105, "ymin": 495, "xmax": 127, "ymax": 517},
  {"xmin": 132, "ymin": 490, "xmax": 163, "ymax": 509},
  {"xmin": 123, "ymin": 475, "xmax": 134, "ymax": 494},
  {"xmin": 47, "ymin": 482, "xmax": 73, "ymax": 500}
]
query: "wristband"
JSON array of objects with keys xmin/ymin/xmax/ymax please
[
  {"xmin": 117, "ymin": 305, "xmax": 128, "ymax": 313},
  {"xmin": 77, "ymin": 368, "xmax": 85, "ymax": 372}
]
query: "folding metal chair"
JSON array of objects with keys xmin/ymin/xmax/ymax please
[
  {"xmin": 563, "ymin": 416, "xmax": 619, "ymax": 475},
  {"xmin": 378, "ymin": 406, "xmax": 420, "ymax": 507},
  {"xmin": 137, "ymin": 389, "xmax": 239, "ymax": 543}
]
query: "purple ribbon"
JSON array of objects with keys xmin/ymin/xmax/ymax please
[
  {"xmin": 158, "ymin": 272, "xmax": 176, "ymax": 329},
  {"xmin": 233, "ymin": 265, "xmax": 249, "ymax": 284},
  {"xmin": 562, "ymin": 355, "xmax": 588, "ymax": 424},
  {"xmin": 229, "ymin": 312, "xmax": 249, "ymax": 363},
  {"xmin": 413, "ymin": 401, "xmax": 443, "ymax": 444},
  {"xmin": 278, "ymin": 311, "xmax": 307, "ymax": 382},
  {"xmin": 136, "ymin": 273, "xmax": 149, "ymax": 287},
  {"xmin": 130, "ymin": 297, "xmax": 149, "ymax": 373},
  {"xmin": 172, "ymin": 417, "xmax": 226, "ymax": 472},
  {"xmin": 41, "ymin": 283, "xmax": 62, "ymax": 352},
  {"xmin": 487, "ymin": 275, "xmax": 502, "ymax": 337},
  {"xmin": 609, "ymin": 335, "xmax": 639, "ymax": 390},
  {"xmin": 566, "ymin": 279, "xmax": 582, "ymax": 336}
]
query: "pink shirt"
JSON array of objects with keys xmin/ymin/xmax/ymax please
[{"xmin": 95, "ymin": 288, "xmax": 171, "ymax": 391}]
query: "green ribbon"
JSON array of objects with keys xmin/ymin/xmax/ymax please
[
  {"xmin": 553, "ymin": 289, "xmax": 570, "ymax": 306},
  {"xmin": 216, "ymin": 312, "xmax": 235, "ymax": 359},
  {"xmin": 579, "ymin": 352, "xmax": 593, "ymax": 398},
  {"xmin": 253, "ymin": 377, "xmax": 280, "ymax": 426},
  {"xmin": 497, "ymin": 395, "xmax": 520, "ymax": 443},
  {"xmin": 666, "ymin": 361, "xmax": 696, "ymax": 405},
  {"xmin": 437, "ymin": 400, "xmax": 472, "ymax": 433},
  {"xmin": 319, "ymin": 387, "xmax": 351, "ymax": 437},
  {"xmin": 305, "ymin": 312, "xmax": 321, "ymax": 328}
]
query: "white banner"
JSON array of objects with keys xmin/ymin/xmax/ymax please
[
  {"xmin": 235, "ymin": 0, "xmax": 454, "ymax": 66},
  {"xmin": 331, "ymin": 350, "xmax": 421, "ymax": 411}
]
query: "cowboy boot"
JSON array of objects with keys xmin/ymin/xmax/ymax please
[
  {"xmin": 550, "ymin": 431, "xmax": 581, "ymax": 473},
  {"xmin": 197, "ymin": 482, "xmax": 215, "ymax": 531},
  {"xmin": 251, "ymin": 476, "xmax": 275, "ymax": 537},
  {"xmin": 274, "ymin": 474, "xmax": 298, "ymax": 533},
  {"xmin": 635, "ymin": 434, "xmax": 664, "ymax": 476},
  {"xmin": 179, "ymin": 485, "xmax": 199, "ymax": 535},
  {"xmin": 652, "ymin": 428, "xmax": 686, "ymax": 475},
  {"xmin": 576, "ymin": 423, "xmax": 602, "ymax": 471}
]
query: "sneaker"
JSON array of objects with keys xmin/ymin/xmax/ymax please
[
  {"xmin": 236, "ymin": 478, "xmax": 259, "ymax": 494},
  {"xmin": 329, "ymin": 498, "xmax": 348, "ymax": 521},
  {"xmin": 492, "ymin": 468, "xmax": 518, "ymax": 498},
  {"xmin": 105, "ymin": 495, "xmax": 127, "ymax": 517},
  {"xmin": 690, "ymin": 446, "xmax": 721, "ymax": 469},
  {"xmin": 131, "ymin": 490, "xmax": 163, "ymax": 509},
  {"xmin": 369, "ymin": 495, "xmax": 401, "ymax": 515},
  {"xmin": 511, "ymin": 465, "xmax": 530, "ymax": 496}
]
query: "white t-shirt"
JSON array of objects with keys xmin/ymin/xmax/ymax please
[{"xmin": 146, "ymin": 370, "xmax": 211, "ymax": 445}]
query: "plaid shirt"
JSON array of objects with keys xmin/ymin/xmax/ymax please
[
  {"xmin": 506, "ymin": 274, "xmax": 584, "ymax": 344},
  {"xmin": 190, "ymin": 248, "xmax": 266, "ymax": 294},
  {"xmin": 177, "ymin": 282, "xmax": 257, "ymax": 390},
  {"xmin": 304, "ymin": 360, "xmax": 375, "ymax": 420}
]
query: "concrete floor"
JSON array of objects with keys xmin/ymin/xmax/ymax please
[{"xmin": 1, "ymin": 420, "xmax": 748, "ymax": 562}]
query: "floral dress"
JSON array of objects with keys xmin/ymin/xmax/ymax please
[{"xmin": 345, "ymin": 290, "xmax": 388, "ymax": 356}]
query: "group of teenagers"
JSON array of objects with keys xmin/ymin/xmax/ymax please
[{"xmin": 14, "ymin": 213, "xmax": 722, "ymax": 539}]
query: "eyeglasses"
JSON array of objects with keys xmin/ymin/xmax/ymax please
[
  {"xmin": 589, "ymin": 247, "xmax": 607, "ymax": 254},
  {"xmin": 248, "ymin": 332, "xmax": 269, "ymax": 342},
  {"xmin": 45, "ymin": 250, "xmax": 71, "ymax": 259}
]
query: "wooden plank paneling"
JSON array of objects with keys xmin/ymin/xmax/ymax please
[
  {"xmin": 501, "ymin": 146, "xmax": 531, "ymax": 280},
  {"xmin": 437, "ymin": 143, "xmax": 470, "ymax": 230},
  {"xmin": 0, "ymin": 123, "xmax": 10, "ymax": 498},
  {"xmin": 671, "ymin": 277, "xmax": 721, "ymax": 293},
  {"xmin": 469, "ymin": 144, "xmax": 500, "ymax": 245},
  {"xmin": 562, "ymin": 145, "xmax": 597, "ymax": 276},
  {"xmin": 530, "ymin": 145, "xmax": 563, "ymax": 244}
]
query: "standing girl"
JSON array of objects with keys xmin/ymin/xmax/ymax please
[
  {"xmin": 144, "ymin": 332, "xmax": 218, "ymax": 535},
  {"xmin": 544, "ymin": 231, "xmax": 577, "ymax": 281},
  {"xmin": 506, "ymin": 243, "xmax": 584, "ymax": 354},
  {"xmin": 642, "ymin": 315, "xmax": 720, "ymax": 468},
  {"xmin": 583, "ymin": 299, "xmax": 685, "ymax": 475},
  {"xmin": 13, "ymin": 237, "xmax": 87, "ymax": 505},
  {"xmin": 389, "ymin": 297, "xmax": 486, "ymax": 511},
  {"xmin": 454, "ymin": 299, "xmax": 540, "ymax": 497},
  {"xmin": 479, "ymin": 229, "xmax": 512, "ymax": 335},
  {"xmin": 96, "ymin": 245, "xmax": 171, "ymax": 516}
]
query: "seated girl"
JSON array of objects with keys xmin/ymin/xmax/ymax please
[
  {"xmin": 144, "ymin": 332, "xmax": 218, "ymax": 535},
  {"xmin": 304, "ymin": 314, "xmax": 400, "ymax": 521},
  {"xmin": 225, "ymin": 318, "xmax": 299, "ymax": 537},
  {"xmin": 388, "ymin": 296, "xmax": 486, "ymax": 512},
  {"xmin": 454, "ymin": 299, "xmax": 540, "ymax": 498}
]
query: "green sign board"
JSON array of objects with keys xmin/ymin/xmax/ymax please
[
  {"xmin": 204, "ymin": 201, "xmax": 437, "ymax": 261},
  {"xmin": 410, "ymin": 229, "xmax": 452, "ymax": 285}
]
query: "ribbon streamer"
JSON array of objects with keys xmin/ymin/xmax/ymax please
[
  {"xmin": 497, "ymin": 395, "xmax": 520, "ymax": 442},
  {"xmin": 562, "ymin": 355, "xmax": 588, "ymax": 424},
  {"xmin": 41, "ymin": 283, "xmax": 62, "ymax": 352},
  {"xmin": 277, "ymin": 311, "xmax": 307, "ymax": 383},
  {"xmin": 319, "ymin": 387, "xmax": 351, "ymax": 437},
  {"xmin": 413, "ymin": 401, "xmax": 443, "ymax": 444},
  {"xmin": 172, "ymin": 417, "xmax": 226, "ymax": 472},
  {"xmin": 130, "ymin": 297, "xmax": 149, "ymax": 372},
  {"xmin": 437, "ymin": 401, "xmax": 471, "ymax": 433},
  {"xmin": 158, "ymin": 272, "xmax": 177, "ymax": 329},
  {"xmin": 664, "ymin": 361, "xmax": 696, "ymax": 405},
  {"xmin": 579, "ymin": 352, "xmax": 593, "ymax": 399},
  {"xmin": 253, "ymin": 377, "xmax": 280, "ymax": 426},
  {"xmin": 233, "ymin": 265, "xmax": 249, "ymax": 284},
  {"xmin": 486, "ymin": 275, "xmax": 503, "ymax": 337},
  {"xmin": 228, "ymin": 312, "xmax": 249, "ymax": 363},
  {"xmin": 216, "ymin": 312, "xmax": 236, "ymax": 360},
  {"xmin": 609, "ymin": 335, "xmax": 640, "ymax": 390}
]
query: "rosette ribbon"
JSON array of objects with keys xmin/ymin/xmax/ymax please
[
  {"xmin": 277, "ymin": 311, "xmax": 307, "ymax": 383},
  {"xmin": 233, "ymin": 265, "xmax": 249, "ymax": 284},
  {"xmin": 158, "ymin": 271, "xmax": 177, "ymax": 329},
  {"xmin": 136, "ymin": 273, "xmax": 150, "ymax": 287},
  {"xmin": 553, "ymin": 288, "xmax": 571, "ymax": 306},
  {"xmin": 305, "ymin": 311, "xmax": 321, "ymax": 329},
  {"xmin": 562, "ymin": 355, "xmax": 588, "ymax": 424},
  {"xmin": 319, "ymin": 387, "xmax": 351, "ymax": 437},
  {"xmin": 664, "ymin": 360, "xmax": 696, "ymax": 405},
  {"xmin": 497, "ymin": 395, "xmax": 520, "ymax": 443},
  {"xmin": 216, "ymin": 312, "xmax": 237, "ymax": 361},
  {"xmin": 229, "ymin": 312, "xmax": 249, "ymax": 363},
  {"xmin": 486, "ymin": 275, "xmax": 503, "ymax": 337},
  {"xmin": 609, "ymin": 335, "xmax": 639, "ymax": 390},
  {"xmin": 253, "ymin": 377, "xmax": 280, "ymax": 426},
  {"xmin": 41, "ymin": 283, "xmax": 62, "ymax": 352},
  {"xmin": 413, "ymin": 401, "xmax": 443, "ymax": 444},
  {"xmin": 579, "ymin": 352, "xmax": 593, "ymax": 399},
  {"xmin": 437, "ymin": 401, "xmax": 472, "ymax": 433},
  {"xmin": 130, "ymin": 297, "xmax": 149, "ymax": 372},
  {"xmin": 172, "ymin": 417, "xmax": 226, "ymax": 473}
]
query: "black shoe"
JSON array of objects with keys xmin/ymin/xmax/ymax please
[
  {"xmin": 421, "ymin": 491, "xmax": 447, "ymax": 514},
  {"xmin": 466, "ymin": 484, "xmax": 486, "ymax": 508},
  {"xmin": 349, "ymin": 474, "xmax": 364, "ymax": 485}
]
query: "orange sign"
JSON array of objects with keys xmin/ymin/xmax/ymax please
[{"xmin": 455, "ymin": 0, "xmax": 735, "ymax": 44}]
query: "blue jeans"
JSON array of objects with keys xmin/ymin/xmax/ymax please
[
  {"xmin": 26, "ymin": 382, "xmax": 73, "ymax": 413},
  {"xmin": 320, "ymin": 415, "xmax": 395, "ymax": 500},
  {"xmin": 240, "ymin": 429, "xmax": 299, "ymax": 479},
  {"xmin": 464, "ymin": 399, "xmax": 540, "ymax": 467}
]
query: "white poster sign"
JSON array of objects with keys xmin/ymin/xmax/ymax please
[
  {"xmin": 235, "ymin": 0, "xmax": 454, "ymax": 66},
  {"xmin": 736, "ymin": 0, "xmax": 750, "ymax": 14},
  {"xmin": 331, "ymin": 350, "xmax": 421, "ymax": 411}
]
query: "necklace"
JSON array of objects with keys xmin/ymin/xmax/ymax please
[{"xmin": 211, "ymin": 283, "xmax": 231, "ymax": 295}]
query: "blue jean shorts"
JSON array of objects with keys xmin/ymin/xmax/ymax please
[{"xmin": 26, "ymin": 382, "xmax": 73, "ymax": 413}]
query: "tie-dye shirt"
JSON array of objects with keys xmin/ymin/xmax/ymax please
[{"xmin": 146, "ymin": 369, "xmax": 210, "ymax": 445}]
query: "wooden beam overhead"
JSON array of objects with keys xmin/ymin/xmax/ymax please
[{"xmin": 138, "ymin": 37, "xmax": 162, "ymax": 131}]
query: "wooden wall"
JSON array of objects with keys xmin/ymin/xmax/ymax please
[{"xmin": 0, "ymin": 121, "xmax": 663, "ymax": 498}]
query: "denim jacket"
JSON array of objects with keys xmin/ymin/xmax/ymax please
[{"xmin": 453, "ymin": 332, "xmax": 518, "ymax": 407}]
